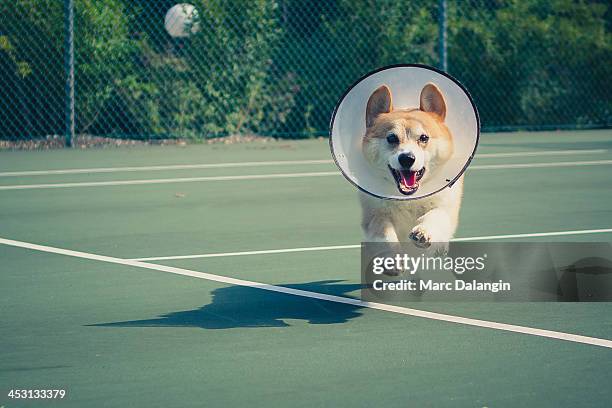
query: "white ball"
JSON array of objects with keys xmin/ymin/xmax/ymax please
[{"xmin": 164, "ymin": 3, "xmax": 200, "ymax": 38}]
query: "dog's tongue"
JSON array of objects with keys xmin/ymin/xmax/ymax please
[{"xmin": 400, "ymin": 170, "xmax": 417, "ymax": 188}]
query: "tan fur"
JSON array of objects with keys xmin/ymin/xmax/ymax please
[{"xmin": 360, "ymin": 83, "xmax": 463, "ymax": 250}]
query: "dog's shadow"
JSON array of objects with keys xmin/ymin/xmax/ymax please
[{"xmin": 90, "ymin": 280, "xmax": 363, "ymax": 329}]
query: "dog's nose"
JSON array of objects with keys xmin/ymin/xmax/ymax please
[{"xmin": 398, "ymin": 152, "xmax": 416, "ymax": 169}]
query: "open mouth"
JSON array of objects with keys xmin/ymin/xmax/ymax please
[{"xmin": 388, "ymin": 165, "xmax": 426, "ymax": 195}]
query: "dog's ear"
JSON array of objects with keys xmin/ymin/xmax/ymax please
[
  {"xmin": 420, "ymin": 83, "xmax": 446, "ymax": 121},
  {"xmin": 366, "ymin": 85, "xmax": 392, "ymax": 128}
]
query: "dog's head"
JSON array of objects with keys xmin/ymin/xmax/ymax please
[{"xmin": 362, "ymin": 83, "xmax": 453, "ymax": 196}]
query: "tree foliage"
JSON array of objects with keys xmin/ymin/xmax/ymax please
[{"xmin": 0, "ymin": 0, "xmax": 609, "ymax": 140}]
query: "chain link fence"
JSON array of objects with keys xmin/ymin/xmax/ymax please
[{"xmin": 1, "ymin": 0, "xmax": 610, "ymax": 145}]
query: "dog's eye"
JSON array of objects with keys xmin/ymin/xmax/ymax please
[
  {"xmin": 419, "ymin": 134, "xmax": 429, "ymax": 143},
  {"xmin": 386, "ymin": 133, "xmax": 400, "ymax": 145}
]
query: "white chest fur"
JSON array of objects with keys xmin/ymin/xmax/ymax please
[{"xmin": 359, "ymin": 176, "xmax": 463, "ymax": 245}]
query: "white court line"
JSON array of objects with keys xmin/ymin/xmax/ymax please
[
  {"xmin": 470, "ymin": 160, "xmax": 612, "ymax": 170},
  {"xmin": 1, "ymin": 236, "xmax": 611, "ymax": 349},
  {"xmin": 0, "ymin": 171, "xmax": 339, "ymax": 191},
  {"xmin": 476, "ymin": 149, "xmax": 606, "ymax": 158},
  {"xmin": 452, "ymin": 229, "xmax": 612, "ymax": 241},
  {"xmin": 133, "ymin": 244, "xmax": 362, "ymax": 261},
  {"xmin": 0, "ymin": 160, "xmax": 332, "ymax": 177},
  {"xmin": 1, "ymin": 159, "xmax": 612, "ymax": 191},
  {"xmin": 131, "ymin": 228, "xmax": 612, "ymax": 261},
  {"xmin": 0, "ymin": 149, "xmax": 606, "ymax": 177}
]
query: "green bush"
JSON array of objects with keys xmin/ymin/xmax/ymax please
[
  {"xmin": 449, "ymin": 0, "xmax": 612, "ymax": 129},
  {"xmin": 275, "ymin": 0, "xmax": 439, "ymax": 137},
  {"xmin": 0, "ymin": 0, "xmax": 64, "ymax": 139},
  {"xmin": 0, "ymin": 0, "xmax": 609, "ymax": 140},
  {"xmin": 100, "ymin": 0, "xmax": 295, "ymax": 139},
  {"xmin": 0, "ymin": 0, "xmax": 137, "ymax": 138},
  {"xmin": 76, "ymin": 0, "xmax": 137, "ymax": 134}
]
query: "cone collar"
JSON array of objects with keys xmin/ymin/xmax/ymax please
[{"xmin": 330, "ymin": 64, "xmax": 480, "ymax": 200}]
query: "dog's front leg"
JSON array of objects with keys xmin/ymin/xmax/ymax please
[
  {"xmin": 363, "ymin": 215, "xmax": 399, "ymax": 243},
  {"xmin": 409, "ymin": 208, "xmax": 455, "ymax": 251},
  {"xmin": 363, "ymin": 215, "xmax": 404, "ymax": 275}
]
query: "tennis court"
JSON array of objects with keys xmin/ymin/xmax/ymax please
[{"xmin": 1, "ymin": 129, "xmax": 612, "ymax": 407}]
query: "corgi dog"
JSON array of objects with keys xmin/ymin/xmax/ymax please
[{"xmin": 360, "ymin": 83, "xmax": 463, "ymax": 249}]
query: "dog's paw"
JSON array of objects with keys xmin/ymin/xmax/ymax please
[{"xmin": 409, "ymin": 226, "xmax": 431, "ymax": 248}]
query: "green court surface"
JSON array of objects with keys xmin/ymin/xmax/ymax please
[{"xmin": 1, "ymin": 129, "xmax": 612, "ymax": 407}]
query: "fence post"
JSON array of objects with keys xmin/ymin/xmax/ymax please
[
  {"xmin": 438, "ymin": 0, "xmax": 448, "ymax": 72},
  {"xmin": 64, "ymin": 0, "xmax": 75, "ymax": 147}
]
